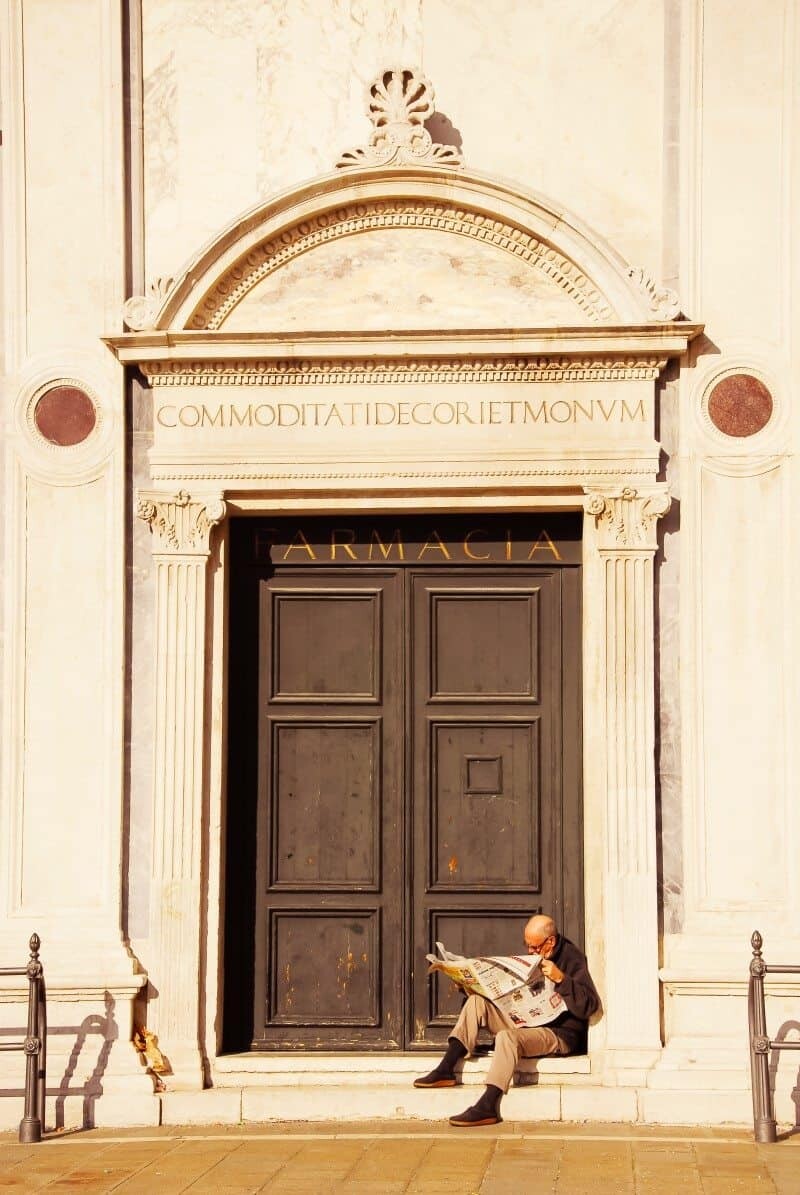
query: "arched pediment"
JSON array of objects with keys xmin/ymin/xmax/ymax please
[
  {"xmin": 110, "ymin": 68, "xmax": 701, "ymax": 497},
  {"xmin": 124, "ymin": 167, "xmax": 682, "ymax": 335}
]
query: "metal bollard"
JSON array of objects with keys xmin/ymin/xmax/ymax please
[
  {"xmin": 748, "ymin": 931, "xmax": 777, "ymax": 1143},
  {"xmin": 747, "ymin": 930, "xmax": 800, "ymax": 1144},
  {"xmin": 0, "ymin": 935, "xmax": 47, "ymax": 1143},
  {"xmin": 18, "ymin": 934, "xmax": 44, "ymax": 1144}
]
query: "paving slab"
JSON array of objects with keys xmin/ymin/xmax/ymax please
[{"xmin": 0, "ymin": 1121, "xmax": 798, "ymax": 1192}]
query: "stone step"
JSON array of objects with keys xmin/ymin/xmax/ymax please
[
  {"xmin": 213, "ymin": 1052, "xmax": 592, "ymax": 1089},
  {"xmin": 159, "ymin": 1081, "xmax": 641, "ymax": 1127},
  {"xmin": 159, "ymin": 1079, "xmax": 774, "ymax": 1128},
  {"xmin": 647, "ymin": 1066, "xmax": 750, "ymax": 1091}
]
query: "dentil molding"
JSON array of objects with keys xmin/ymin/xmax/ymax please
[{"xmin": 141, "ymin": 356, "xmax": 666, "ymax": 387}]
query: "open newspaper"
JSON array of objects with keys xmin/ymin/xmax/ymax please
[{"xmin": 426, "ymin": 941, "xmax": 567, "ymax": 1029}]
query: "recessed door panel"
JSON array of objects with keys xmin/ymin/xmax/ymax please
[
  {"xmin": 431, "ymin": 591, "xmax": 540, "ymax": 699},
  {"xmin": 269, "ymin": 909, "xmax": 380, "ymax": 1026},
  {"xmin": 272, "ymin": 591, "xmax": 381, "ymax": 701},
  {"xmin": 270, "ymin": 720, "xmax": 380, "ymax": 889},
  {"xmin": 431, "ymin": 720, "xmax": 540, "ymax": 889}
]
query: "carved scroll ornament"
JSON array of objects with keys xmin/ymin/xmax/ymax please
[
  {"xmin": 122, "ymin": 276, "xmax": 174, "ymax": 332},
  {"xmin": 136, "ymin": 490, "xmax": 226, "ymax": 554},
  {"xmin": 585, "ymin": 486, "xmax": 671, "ymax": 550},
  {"xmin": 337, "ymin": 67, "xmax": 463, "ymax": 170},
  {"xmin": 627, "ymin": 267, "xmax": 680, "ymax": 321}
]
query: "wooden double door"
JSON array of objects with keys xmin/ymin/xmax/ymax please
[{"xmin": 224, "ymin": 516, "xmax": 582, "ymax": 1052}]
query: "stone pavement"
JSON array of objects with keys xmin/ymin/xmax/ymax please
[{"xmin": 0, "ymin": 1122, "xmax": 798, "ymax": 1193}]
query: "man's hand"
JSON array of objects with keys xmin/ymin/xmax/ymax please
[{"xmin": 540, "ymin": 959, "xmax": 564, "ymax": 984}]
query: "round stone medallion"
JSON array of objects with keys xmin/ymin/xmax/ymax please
[
  {"xmin": 707, "ymin": 373, "xmax": 773, "ymax": 438},
  {"xmin": 33, "ymin": 386, "xmax": 97, "ymax": 446}
]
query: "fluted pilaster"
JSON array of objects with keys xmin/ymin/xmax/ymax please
[
  {"xmin": 137, "ymin": 490, "xmax": 226, "ymax": 1087},
  {"xmin": 584, "ymin": 485, "xmax": 670, "ymax": 1062}
]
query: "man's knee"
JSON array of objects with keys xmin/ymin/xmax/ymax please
[
  {"xmin": 455, "ymin": 993, "xmax": 479, "ymax": 1019},
  {"xmin": 459, "ymin": 993, "xmax": 489, "ymax": 1019},
  {"xmin": 494, "ymin": 1028, "xmax": 520, "ymax": 1059}
]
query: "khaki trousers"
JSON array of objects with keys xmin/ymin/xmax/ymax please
[{"xmin": 451, "ymin": 994, "xmax": 569, "ymax": 1093}]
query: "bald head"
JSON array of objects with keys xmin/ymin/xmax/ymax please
[{"xmin": 523, "ymin": 914, "xmax": 558, "ymax": 957}]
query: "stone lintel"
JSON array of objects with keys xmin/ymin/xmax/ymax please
[{"xmin": 106, "ymin": 323, "xmax": 703, "ymax": 365}]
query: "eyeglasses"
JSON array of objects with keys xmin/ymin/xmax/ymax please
[{"xmin": 526, "ymin": 934, "xmax": 555, "ymax": 951}]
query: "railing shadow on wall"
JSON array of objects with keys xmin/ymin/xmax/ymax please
[
  {"xmin": 748, "ymin": 930, "xmax": 800, "ymax": 1143},
  {"xmin": 0, "ymin": 986, "xmax": 118, "ymax": 1134},
  {"xmin": 768, "ymin": 1020, "xmax": 800, "ymax": 1138}
]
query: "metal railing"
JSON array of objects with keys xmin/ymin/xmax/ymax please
[
  {"xmin": 748, "ymin": 929, "xmax": 800, "ymax": 1143},
  {"xmin": 0, "ymin": 934, "xmax": 47, "ymax": 1143}
]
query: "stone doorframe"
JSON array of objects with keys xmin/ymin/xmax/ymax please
[{"xmin": 108, "ymin": 161, "xmax": 702, "ymax": 1089}]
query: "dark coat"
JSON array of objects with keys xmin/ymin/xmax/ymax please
[{"xmin": 547, "ymin": 934, "xmax": 600, "ymax": 1054}]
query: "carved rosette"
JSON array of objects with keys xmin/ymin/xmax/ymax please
[
  {"xmin": 122, "ymin": 276, "xmax": 174, "ymax": 332},
  {"xmin": 337, "ymin": 67, "xmax": 463, "ymax": 169},
  {"xmin": 136, "ymin": 490, "xmax": 226, "ymax": 554},
  {"xmin": 584, "ymin": 486, "xmax": 671, "ymax": 550}
]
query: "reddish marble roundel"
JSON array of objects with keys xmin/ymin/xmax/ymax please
[
  {"xmin": 707, "ymin": 373, "xmax": 773, "ymax": 438},
  {"xmin": 34, "ymin": 386, "xmax": 96, "ymax": 447}
]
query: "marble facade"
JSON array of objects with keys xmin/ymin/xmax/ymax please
[{"xmin": 0, "ymin": 1, "xmax": 798, "ymax": 1129}]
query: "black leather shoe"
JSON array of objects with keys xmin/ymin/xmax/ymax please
[
  {"xmin": 413, "ymin": 1068, "xmax": 457, "ymax": 1088},
  {"xmin": 448, "ymin": 1102, "xmax": 501, "ymax": 1127}
]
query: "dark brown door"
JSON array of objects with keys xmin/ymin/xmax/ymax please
[
  {"xmin": 227, "ymin": 515, "xmax": 582, "ymax": 1052},
  {"xmin": 410, "ymin": 570, "xmax": 565, "ymax": 1045},
  {"xmin": 252, "ymin": 570, "xmax": 404, "ymax": 1048}
]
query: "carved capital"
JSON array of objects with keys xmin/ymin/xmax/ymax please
[
  {"xmin": 337, "ymin": 67, "xmax": 463, "ymax": 170},
  {"xmin": 136, "ymin": 490, "xmax": 226, "ymax": 555},
  {"xmin": 584, "ymin": 485, "xmax": 671, "ymax": 550},
  {"xmin": 122, "ymin": 276, "xmax": 174, "ymax": 331}
]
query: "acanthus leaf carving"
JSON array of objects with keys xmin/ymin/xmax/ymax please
[
  {"xmin": 122, "ymin": 276, "xmax": 175, "ymax": 332},
  {"xmin": 584, "ymin": 485, "xmax": 671, "ymax": 550},
  {"xmin": 627, "ymin": 267, "xmax": 681, "ymax": 321},
  {"xmin": 137, "ymin": 490, "xmax": 226, "ymax": 554},
  {"xmin": 337, "ymin": 67, "xmax": 463, "ymax": 170}
]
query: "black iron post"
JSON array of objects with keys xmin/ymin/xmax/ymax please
[
  {"xmin": 748, "ymin": 930, "xmax": 777, "ymax": 1144},
  {"xmin": 18, "ymin": 934, "xmax": 44, "ymax": 1144}
]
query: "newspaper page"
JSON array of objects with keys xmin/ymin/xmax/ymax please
[{"xmin": 425, "ymin": 941, "xmax": 567, "ymax": 1029}]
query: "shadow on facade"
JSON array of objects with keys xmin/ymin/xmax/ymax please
[
  {"xmin": 0, "ymin": 990, "xmax": 118, "ymax": 1131},
  {"xmin": 771, "ymin": 1019, "xmax": 800, "ymax": 1132},
  {"xmin": 424, "ymin": 111, "xmax": 463, "ymax": 151}
]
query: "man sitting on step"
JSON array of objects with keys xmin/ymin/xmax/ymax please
[{"xmin": 414, "ymin": 914, "xmax": 600, "ymax": 1127}]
